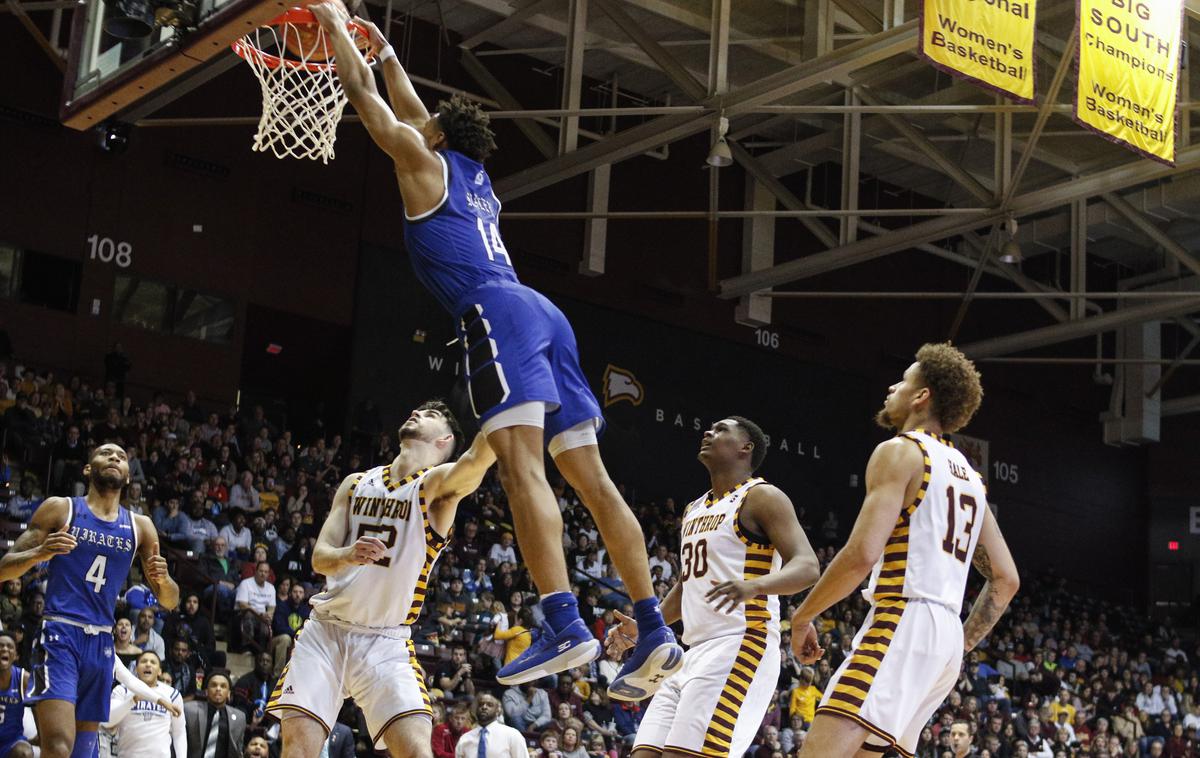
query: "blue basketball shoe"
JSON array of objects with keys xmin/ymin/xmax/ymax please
[
  {"xmin": 497, "ymin": 618, "xmax": 601, "ymax": 685},
  {"xmin": 607, "ymin": 625, "xmax": 684, "ymax": 701}
]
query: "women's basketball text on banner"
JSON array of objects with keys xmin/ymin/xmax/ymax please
[
  {"xmin": 919, "ymin": 0, "xmax": 1036, "ymax": 103},
  {"xmin": 1075, "ymin": 0, "xmax": 1183, "ymax": 164}
]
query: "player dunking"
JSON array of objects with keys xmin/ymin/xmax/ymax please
[
  {"xmin": 311, "ymin": 2, "xmax": 681, "ymax": 697},
  {"xmin": 0, "ymin": 443, "xmax": 179, "ymax": 758},
  {"xmin": 789, "ymin": 344, "xmax": 1020, "ymax": 758},
  {"xmin": 607, "ymin": 417, "xmax": 820, "ymax": 758},
  {"xmin": 266, "ymin": 401, "xmax": 496, "ymax": 758}
]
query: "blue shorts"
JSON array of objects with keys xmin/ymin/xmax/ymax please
[
  {"xmin": 456, "ymin": 280, "xmax": 604, "ymax": 441},
  {"xmin": 28, "ymin": 621, "xmax": 114, "ymax": 723}
]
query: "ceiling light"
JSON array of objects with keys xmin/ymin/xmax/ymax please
[{"xmin": 706, "ymin": 116, "xmax": 732, "ymax": 168}]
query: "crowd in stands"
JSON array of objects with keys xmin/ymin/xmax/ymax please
[{"xmin": 1, "ymin": 361, "xmax": 1199, "ymax": 758}]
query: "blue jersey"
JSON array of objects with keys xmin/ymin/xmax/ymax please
[
  {"xmin": 402, "ymin": 150, "xmax": 519, "ymax": 313},
  {"xmin": 0, "ymin": 666, "xmax": 23, "ymax": 743},
  {"xmin": 44, "ymin": 497, "xmax": 137, "ymax": 627}
]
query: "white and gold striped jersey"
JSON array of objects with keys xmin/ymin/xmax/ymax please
[
  {"xmin": 864, "ymin": 429, "xmax": 989, "ymax": 614},
  {"xmin": 308, "ymin": 465, "xmax": 449, "ymax": 629},
  {"xmin": 679, "ymin": 478, "xmax": 782, "ymax": 646}
]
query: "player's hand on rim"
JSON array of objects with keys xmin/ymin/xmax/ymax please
[
  {"xmin": 348, "ymin": 535, "xmax": 388, "ymax": 565},
  {"xmin": 705, "ymin": 579, "xmax": 758, "ymax": 614},
  {"xmin": 360, "ymin": 19, "xmax": 388, "ymax": 55},
  {"xmin": 604, "ymin": 610, "xmax": 638, "ymax": 660},
  {"xmin": 789, "ymin": 616, "xmax": 824, "ymax": 665},
  {"xmin": 309, "ymin": 1, "xmax": 349, "ymax": 30},
  {"xmin": 38, "ymin": 525, "xmax": 77, "ymax": 558}
]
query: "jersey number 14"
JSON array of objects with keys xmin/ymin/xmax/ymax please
[
  {"xmin": 476, "ymin": 219, "xmax": 512, "ymax": 266},
  {"xmin": 86, "ymin": 555, "xmax": 108, "ymax": 593}
]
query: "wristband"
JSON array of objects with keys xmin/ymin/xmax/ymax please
[{"xmin": 377, "ymin": 44, "xmax": 396, "ymax": 64}]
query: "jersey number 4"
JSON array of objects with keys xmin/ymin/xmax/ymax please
[
  {"xmin": 85, "ymin": 555, "xmax": 108, "ymax": 593},
  {"xmin": 941, "ymin": 486, "xmax": 979, "ymax": 563}
]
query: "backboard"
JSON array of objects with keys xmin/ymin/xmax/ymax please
[{"xmin": 61, "ymin": 0, "xmax": 290, "ymax": 129}]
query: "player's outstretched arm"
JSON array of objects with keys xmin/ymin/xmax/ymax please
[
  {"xmin": 962, "ymin": 507, "xmax": 1019, "ymax": 652},
  {"xmin": 356, "ymin": 19, "xmax": 430, "ymax": 127},
  {"xmin": 0, "ymin": 497, "xmax": 74, "ymax": 582},
  {"xmin": 788, "ymin": 438, "xmax": 920, "ymax": 659},
  {"xmin": 311, "ymin": 2, "xmax": 438, "ymax": 174},
  {"xmin": 424, "ymin": 433, "xmax": 496, "ymax": 531},
  {"xmin": 706, "ymin": 484, "xmax": 820, "ymax": 614},
  {"xmin": 135, "ymin": 514, "xmax": 179, "ymax": 611},
  {"xmin": 312, "ymin": 473, "xmax": 388, "ymax": 576}
]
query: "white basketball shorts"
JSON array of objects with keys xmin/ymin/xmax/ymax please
[
  {"xmin": 266, "ymin": 617, "xmax": 432, "ymax": 748},
  {"xmin": 817, "ymin": 598, "xmax": 962, "ymax": 758},
  {"xmin": 633, "ymin": 628, "xmax": 780, "ymax": 757}
]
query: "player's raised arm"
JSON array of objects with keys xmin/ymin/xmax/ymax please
[
  {"xmin": 135, "ymin": 514, "xmax": 179, "ymax": 611},
  {"xmin": 706, "ymin": 485, "xmax": 820, "ymax": 613},
  {"xmin": 0, "ymin": 497, "xmax": 74, "ymax": 582},
  {"xmin": 310, "ymin": 2, "xmax": 439, "ymax": 175},
  {"xmin": 962, "ymin": 506, "xmax": 1019, "ymax": 651},
  {"xmin": 356, "ymin": 18, "xmax": 430, "ymax": 127},
  {"xmin": 424, "ymin": 433, "xmax": 496, "ymax": 527},
  {"xmin": 788, "ymin": 437, "xmax": 921, "ymax": 659},
  {"xmin": 312, "ymin": 473, "xmax": 388, "ymax": 576}
]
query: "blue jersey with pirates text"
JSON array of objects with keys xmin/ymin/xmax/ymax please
[
  {"xmin": 401, "ymin": 149, "xmax": 519, "ymax": 313},
  {"xmin": 44, "ymin": 497, "xmax": 137, "ymax": 627},
  {"xmin": 0, "ymin": 665, "xmax": 24, "ymax": 744}
]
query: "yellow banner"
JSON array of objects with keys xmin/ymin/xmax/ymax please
[
  {"xmin": 920, "ymin": 0, "xmax": 1036, "ymax": 103},
  {"xmin": 1077, "ymin": 0, "xmax": 1183, "ymax": 164}
]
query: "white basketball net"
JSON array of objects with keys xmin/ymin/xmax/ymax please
[{"xmin": 234, "ymin": 21, "xmax": 361, "ymax": 163}]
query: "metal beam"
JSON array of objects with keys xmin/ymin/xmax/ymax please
[
  {"xmin": 840, "ymin": 88, "xmax": 861, "ymax": 244},
  {"xmin": 559, "ymin": 0, "xmax": 587, "ymax": 154},
  {"xmin": 460, "ymin": 51, "xmax": 558, "ymax": 159},
  {"xmin": 707, "ymin": 0, "xmax": 729, "ymax": 96},
  {"xmin": 593, "ymin": 0, "xmax": 707, "ymax": 101},
  {"xmin": 1070, "ymin": 199, "xmax": 1087, "ymax": 320},
  {"xmin": 460, "ymin": 0, "xmax": 560, "ymax": 49},
  {"xmin": 7, "ymin": 0, "xmax": 64, "ymax": 72},
  {"xmin": 960, "ymin": 298, "xmax": 1200, "ymax": 359},
  {"xmin": 1102, "ymin": 191, "xmax": 1200, "ymax": 279},
  {"xmin": 736, "ymin": 178, "xmax": 776, "ymax": 326},
  {"xmin": 1005, "ymin": 26, "xmax": 1078, "ymax": 201},
  {"xmin": 580, "ymin": 165, "xmax": 610, "ymax": 276},
  {"xmin": 1162, "ymin": 393, "xmax": 1200, "ymax": 417},
  {"xmin": 857, "ymin": 88, "xmax": 993, "ymax": 203},
  {"xmin": 729, "ymin": 141, "xmax": 838, "ymax": 247},
  {"xmin": 831, "ymin": 0, "xmax": 883, "ymax": 32}
]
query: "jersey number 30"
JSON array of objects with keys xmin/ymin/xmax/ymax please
[{"xmin": 85, "ymin": 555, "xmax": 108, "ymax": 593}]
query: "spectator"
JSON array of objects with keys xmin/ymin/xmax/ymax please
[
  {"xmin": 243, "ymin": 735, "xmax": 270, "ymax": 758},
  {"xmin": 456, "ymin": 693, "xmax": 528, "ymax": 758},
  {"xmin": 184, "ymin": 672, "xmax": 245, "ymax": 758},
  {"xmin": 559, "ymin": 726, "xmax": 587, "ymax": 758},
  {"xmin": 0, "ymin": 581, "xmax": 22, "ymax": 629},
  {"xmin": 163, "ymin": 594, "xmax": 216, "ymax": 670},
  {"xmin": 433, "ymin": 704, "xmax": 472, "ymax": 758},
  {"xmin": 646, "ymin": 544, "xmax": 674, "ymax": 582},
  {"xmin": 228, "ymin": 471, "xmax": 260, "ymax": 513},
  {"xmin": 104, "ymin": 650, "xmax": 187, "ymax": 758},
  {"xmin": 163, "ymin": 638, "xmax": 200, "ymax": 701},
  {"xmin": 234, "ymin": 562, "xmax": 275, "ymax": 654},
  {"xmin": 322, "ymin": 722, "xmax": 355, "ymax": 758},
  {"xmin": 200, "ymin": 537, "xmax": 241, "ymax": 614},
  {"xmin": 488, "ymin": 532, "xmax": 517, "ymax": 567},
  {"xmin": 495, "ymin": 607, "xmax": 534, "ymax": 666},
  {"xmin": 6, "ymin": 478, "xmax": 40, "ymax": 521},
  {"xmin": 238, "ymin": 546, "xmax": 275, "ymax": 583},
  {"xmin": 231, "ymin": 652, "xmax": 275, "ymax": 729},
  {"xmin": 549, "ymin": 674, "xmax": 583, "ymax": 721},
  {"xmin": 270, "ymin": 583, "xmax": 309, "ymax": 677},
  {"xmin": 436, "ymin": 645, "xmax": 476, "ymax": 702},
  {"xmin": 218, "ymin": 510, "xmax": 253, "ymax": 559},
  {"xmin": 113, "ymin": 617, "xmax": 142, "ymax": 669},
  {"xmin": 154, "ymin": 497, "xmax": 190, "ymax": 548},
  {"xmin": 133, "ymin": 606, "xmax": 166, "ymax": 661},
  {"xmin": 181, "ymin": 501, "xmax": 218, "ymax": 554},
  {"xmin": 533, "ymin": 729, "xmax": 563, "ymax": 758},
  {"xmin": 788, "ymin": 666, "xmax": 820, "ymax": 727},
  {"xmin": 503, "ymin": 683, "xmax": 553, "ymax": 733}
]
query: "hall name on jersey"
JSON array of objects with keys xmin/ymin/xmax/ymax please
[
  {"xmin": 351, "ymin": 496, "xmax": 412, "ymax": 520},
  {"xmin": 682, "ymin": 513, "xmax": 727, "ymax": 537},
  {"xmin": 71, "ymin": 525, "xmax": 134, "ymax": 553},
  {"xmin": 0, "ymin": 694, "xmax": 20, "ymax": 706}
]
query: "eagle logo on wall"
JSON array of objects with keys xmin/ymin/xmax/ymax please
[{"xmin": 602, "ymin": 365, "xmax": 644, "ymax": 408}]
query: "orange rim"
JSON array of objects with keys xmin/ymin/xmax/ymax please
[{"xmin": 231, "ymin": 7, "xmax": 373, "ymax": 72}]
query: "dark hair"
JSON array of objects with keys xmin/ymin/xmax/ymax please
[
  {"xmin": 435, "ymin": 94, "xmax": 497, "ymax": 162},
  {"xmin": 206, "ymin": 670, "xmax": 232, "ymax": 688},
  {"xmin": 136, "ymin": 650, "xmax": 162, "ymax": 665},
  {"xmin": 915, "ymin": 343, "xmax": 983, "ymax": 433},
  {"xmin": 728, "ymin": 416, "xmax": 768, "ymax": 472},
  {"xmin": 418, "ymin": 399, "xmax": 464, "ymax": 461}
]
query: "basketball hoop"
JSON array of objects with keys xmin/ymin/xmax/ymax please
[{"xmin": 232, "ymin": 8, "xmax": 372, "ymax": 163}]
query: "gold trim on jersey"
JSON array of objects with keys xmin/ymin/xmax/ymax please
[
  {"xmin": 265, "ymin": 704, "xmax": 333, "ymax": 736},
  {"xmin": 703, "ymin": 477, "xmax": 761, "ymax": 507},
  {"xmin": 403, "ymin": 483, "xmax": 452, "ymax": 625},
  {"xmin": 813, "ymin": 705, "xmax": 914, "ymax": 758},
  {"xmin": 824, "ymin": 598, "xmax": 907, "ymax": 713},
  {"xmin": 699, "ymin": 540, "xmax": 776, "ymax": 755},
  {"xmin": 731, "ymin": 482, "xmax": 770, "ymax": 548},
  {"xmin": 871, "ymin": 434, "xmax": 931, "ymax": 602},
  {"xmin": 381, "ymin": 465, "xmax": 431, "ymax": 493},
  {"xmin": 407, "ymin": 639, "xmax": 433, "ymax": 713},
  {"xmin": 347, "ymin": 473, "xmax": 365, "ymax": 497},
  {"xmin": 267, "ymin": 624, "xmax": 304, "ymax": 708}
]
